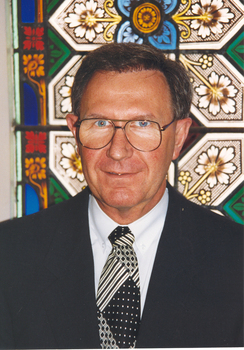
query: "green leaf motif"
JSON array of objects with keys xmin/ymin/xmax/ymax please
[
  {"xmin": 49, "ymin": 177, "xmax": 70, "ymax": 206},
  {"xmin": 48, "ymin": 29, "xmax": 71, "ymax": 76},
  {"xmin": 50, "ymin": 50, "xmax": 62, "ymax": 58},
  {"xmin": 233, "ymin": 203, "xmax": 244, "ymax": 212},
  {"xmin": 235, "ymin": 45, "xmax": 244, "ymax": 54}
]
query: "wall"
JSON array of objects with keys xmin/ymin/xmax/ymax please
[{"xmin": 0, "ymin": 1, "xmax": 14, "ymax": 222}]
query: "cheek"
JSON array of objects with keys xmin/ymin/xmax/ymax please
[
  {"xmin": 80, "ymin": 148, "xmax": 96, "ymax": 178},
  {"xmin": 148, "ymin": 141, "xmax": 175, "ymax": 175},
  {"xmin": 142, "ymin": 153, "xmax": 164, "ymax": 180},
  {"xmin": 151, "ymin": 143, "xmax": 172, "ymax": 165},
  {"xmin": 80, "ymin": 148, "xmax": 107, "ymax": 184}
]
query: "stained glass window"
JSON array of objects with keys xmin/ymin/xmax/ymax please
[{"xmin": 10, "ymin": 0, "xmax": 244, "ymax": 224}]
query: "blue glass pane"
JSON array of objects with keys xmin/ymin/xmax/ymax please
[
  {"xmin": 25, "ymin": 184, "xmax": 40, "ymax": 215},
  {"xmin": 148, "ymin": 21, "xmax": 177, "ymax": 50},
  {"xmin": 23, "ymin": 82, "xmax": 38, "ymax": 125},
  {"xmin": 117, "ymin": 22, "xmax": 143, "ymax": 44},
  {"xmin": 21, "ymin": 0, "xmax": 35, "ymax": 23}
]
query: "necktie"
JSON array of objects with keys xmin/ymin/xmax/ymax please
[{"xmin": 97, "ymin": 226, "xmax": 140, "ymax": 348}]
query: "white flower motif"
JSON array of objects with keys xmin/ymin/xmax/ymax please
[
  {"xmin": 123, "ymin": 26, "xmax": 143, "ymax": 43},
  {"xmin": 195, "ymin": 71, "xmax": 238, "ymax": 116},
  {"xmin": 59, "ymin": 75, "xmax": 74, "ymax": 113},
  {"xmin": 195, "ymin": 145, "xmax": 236, "ymax": 188},
  {"xmin": 60, "ymin": 142, "xmax": 84, "ymax": 182},
  {"xmin": 65, "ymin": 0, "xmax": 104, "ymax": 42},
  {"xmin": 190, "ymin": 0, "xmax": 234, "ymax": 39}
]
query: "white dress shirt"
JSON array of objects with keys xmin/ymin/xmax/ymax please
[{"xmin": 88, "ymin": 188, "xmax": 169, "ymax": 316}]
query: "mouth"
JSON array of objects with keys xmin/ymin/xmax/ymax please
[
  {"xmin": 102, "ymin": 170, "xmax": 141, "ymax": 182},
  {"xmin": 106, "ymin": 171, "xmax": 134, "ymax": 177},
  {"xmin": 109, "ymin": 172, "xmax": 125, "ymax": 176}
]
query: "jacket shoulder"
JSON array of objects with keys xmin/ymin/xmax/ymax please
[
  {"xmin": 0, "ymin": 187, "xmax": 90, "ymax": 268},
  {"xmin": 167, "ymin": 183, "xmax": 242, "ymax": 234},
  {"xmin": 0, "ymin": 187, "xmax": 90, "ymax": 234}
]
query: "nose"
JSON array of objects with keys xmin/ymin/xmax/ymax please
[{"xmin": 106, "ymin": 127, "xmax": 133, "ymax": 161}]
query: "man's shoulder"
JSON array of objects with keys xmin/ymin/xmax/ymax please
[
  {"xmin": 166, "ymin": 184, "xmax": 243, "ymax": 282},
  {"xmin": 0, "ymin": 187, "xmax": 91, "ymax": 282},
  {"xmin": 0, "ymin": 187, "xmax": 90, "ymax": 229},
  {"xmin": 0, "ymin": 187, "xmax": 90, "ymax": 255},
  {"xmin": 167, "ymin": 183, "xmax": 243, "ymax": 235}
]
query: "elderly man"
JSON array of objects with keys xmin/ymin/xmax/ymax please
[{"xmin": 0, "ymin": 43, "xmax": 243, "ymax": 349}]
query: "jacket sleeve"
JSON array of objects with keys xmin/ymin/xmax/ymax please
[{"xmin": 0, "ymin": 288, "xmax": 15, "ymax": 349}]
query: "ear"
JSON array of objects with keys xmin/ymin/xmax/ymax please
[
  {"xmin": 66, "ymin": 114, "xmax": 79, "ymax": 141},
  {"xmin": 172, "ymin": 118, "xmax": 192, "ymax": 160}
]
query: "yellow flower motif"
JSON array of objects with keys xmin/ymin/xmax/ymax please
[
  {"xmin": 178, "ymin": 171, "xmax": 192, "ymax": 185},
  {"xmin": 138, "ymin": 7, "xmax": 157, "ymax": 28},
  {"xmin": 198, "ymin": 54, "xmax": 213, "ymax": 69},
  {"xmin": 197, "ymin": 189, "xmax": 211, "ymax": 204},
  {"xmin": 23, "ymin": 54, "xmax": 45, "ymax": 77},
  {"xmin": 25, "ymin": 157, "xmax": 46, "ymax": 180},
  {"xmin": 133, "ymin": 2, "xmax": 161, "ymax": 34}
]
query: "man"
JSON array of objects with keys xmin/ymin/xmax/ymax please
[{"xmin": 0, "ymin": 43, "xmax": 243, "ymax": 349}]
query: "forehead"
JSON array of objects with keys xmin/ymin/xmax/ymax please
[
  {"xmin": 83, "ymin": 69, "xmax": 170, "ymax": 94},
  {"xmin": 79, "ymin": 69, "xmax": 173, "ymax": 120}
]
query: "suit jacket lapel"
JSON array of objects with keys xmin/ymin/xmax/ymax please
[
  {"xmin": 137, "ymin": 185, "xmax": 195, "ymax": 348},
  {"xmin": 41, "ymin": 188, "xmax": 100, "ymax": 348}
]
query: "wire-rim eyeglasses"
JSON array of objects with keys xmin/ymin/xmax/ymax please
[{"xmin": 74, "ymin": 118, "xmax": 175, "ymax": 152}]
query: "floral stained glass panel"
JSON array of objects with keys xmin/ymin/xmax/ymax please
[{"xmin": 12, "ymin": 0, "xmax": 243, "ymax": 224}]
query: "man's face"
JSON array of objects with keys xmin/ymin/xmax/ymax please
[{"xmin": 67, "ymin": 70, "xmax": 191, "ymax": 224}]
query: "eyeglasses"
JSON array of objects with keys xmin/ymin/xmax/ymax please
[{"xmin": 74, "ymin": 118, "xmax": 174, "ymax": 152}]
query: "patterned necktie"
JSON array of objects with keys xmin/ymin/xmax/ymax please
[{"xmin": 97, "ymin": 226, "xmax": 140, "ymax": 348}]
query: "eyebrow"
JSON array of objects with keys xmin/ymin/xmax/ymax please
[
  {"xmin": 82, "ymin": 114, "xmax": 107, "ymax": 119},
  {"xmin": 82, "ymin": 113, "xmax": 159, "ymax": 121}
]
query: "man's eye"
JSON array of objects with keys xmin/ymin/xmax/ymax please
[
  {"xmin": 95, "ymin": 120, "xmax": 110, "ymax": 127},
  {"xmin": 134, "ymin": 121, "xmax": 151, "ymax": 127}
]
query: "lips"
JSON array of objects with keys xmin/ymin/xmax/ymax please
[
  {"xmin": 100, "ymin": 166, "xmax": 142, "ymax": 177},
  {"xmin": 108, "ymin": 172, "xmax": 128, "ymax": 176},
  {"xmin": 105, "ymin": 170, "xmax": 138, "ymax": 177},
  {"xmin": 109, "ymin": 172, "xmax": 124, "ymax": 175}
]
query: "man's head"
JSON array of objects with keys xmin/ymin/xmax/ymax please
[{"xmin": 67, "ymin": 43, "xmax": 192, "ymax": 224}]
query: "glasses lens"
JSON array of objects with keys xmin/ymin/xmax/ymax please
[
  {"xmin": 79, "ymin": 119, "xmax": 114, "ymax": 149},
  {"xmin": 126, "ymin": 120, "xmax": 161, "ymax": 151},
  {"xmin": 78, "ymin": 119, "xmax": 162, "ymax": 151}
]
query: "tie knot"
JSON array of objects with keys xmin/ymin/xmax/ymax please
[{"xmin": 109, "ymin": 226, "xmax": 135, "ymax": 247}]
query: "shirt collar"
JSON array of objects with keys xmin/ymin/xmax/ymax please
[{"xmin": 89, "ymin": 189, "xmax": 169, "ymax": 254}]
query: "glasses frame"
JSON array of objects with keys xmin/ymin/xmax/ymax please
[{"xmin": 74, "ymin": 118, "xmax": 175, "ymax": 152}]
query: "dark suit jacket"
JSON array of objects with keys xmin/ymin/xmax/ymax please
[{"xmin": 0, "ymin": 184, "xmax": 243, "ymax": 348}]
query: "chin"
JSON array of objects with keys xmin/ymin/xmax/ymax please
[{"xmin": 101, "ymin": 191, "xmax": 141, "ymax": 210}]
